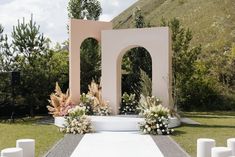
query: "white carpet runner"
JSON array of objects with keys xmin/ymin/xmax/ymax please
[{"xmin": 70, "ymin": 132, "xmax": 164, "ymax": 157}]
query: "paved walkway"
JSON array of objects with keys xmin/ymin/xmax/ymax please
[
  {"xmin": 44, "ymin": 134, "xmax": 84, "ymax": 157},
  {"xmin": 152, "ymin": 135, "xmax": 190, "ymax": 157},
  {"xmin": 45, "ymin": 132, "xmax": 190, "ymax": 157}
]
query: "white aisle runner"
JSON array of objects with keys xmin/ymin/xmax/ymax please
[{"xmin": 70, "ymin": 132, "xmax": 164, "ymax": 157}]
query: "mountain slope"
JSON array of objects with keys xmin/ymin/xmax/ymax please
[{"xmin": 112, "ymin": 0, "xmax": 235, "ymax": 51}]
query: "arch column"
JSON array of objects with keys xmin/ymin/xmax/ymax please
[
  {"xmin": 101, "ymin": 28, "xmax": 172, "ymax": 115},
  {"xmin": 69, "ymin": 19, "xmax": 112, "ymax": 104}
]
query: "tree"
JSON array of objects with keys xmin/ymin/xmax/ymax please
[
  {"xmin": 68, "ymin": 0, "xmax": 102, "ymax": 93},
  {"xmin": 161, "ymin": 18, "xmax": 202, "ymax": 110},
  {"xmin": 68, "ymin": 0, "xmax": 102, "ymax": 20},
  {"xmin": 0, "ymin": 24, "xmax": 3, "ymax": 41},
  {"xmin": 0, "ymin": 25, "xmax": 13, "ymax": 72},
  {"xmin": 11, "ymin": 15, "xmax": 49, "ymax": 116},
  {"xmin": 0, "ymin": 24, "xmax": 4, "ymax": 70},
  {"xmin": 134, "ymin": 8, "xmax": 145, "ymax": 28}
]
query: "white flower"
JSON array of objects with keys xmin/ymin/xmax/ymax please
[{"xmin": 143, "ymin": 129, "xmax": 147, "ymax": 134}]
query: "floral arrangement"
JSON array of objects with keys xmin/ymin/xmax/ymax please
[
  {"xmin": 119, "ymin": 92, "xmax": 138, "ymax": 115},
  {"xmin": 80, "ymin": 93, "xmax": 94, "ymax": 115},
  {"xmin": 47, "ymin": 83, "xmax": 76, "ymax": 117},
  {"xmin": 139, "ymin": 95, "xmax": 174, "ymax": 135},
  {"xmin": 138, "ymin": 95, "xmax": 162, "ymax": 115},
  {"xmin": 60, "ymin": 106, "xmax": 93, "ymax": 134},
  {"xmin": 80, "ymin": 81, "xmax": 110, "ymax": 116}
]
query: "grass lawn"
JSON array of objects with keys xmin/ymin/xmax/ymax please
[
  {"xmin": 0, "ymin": 117, "xmax": 63, "ymax": 157},
  {"xmin": 172, "ymin": 112, "xmax": 235, "ymax": 157}
]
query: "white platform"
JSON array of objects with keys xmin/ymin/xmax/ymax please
[
  {"xmin": 70, "ymin": 132, "xmax": 164, "ymax": 157},
  {"xmin": 55, "ymin": 116, "xmax": 180, "ymax": 131},
  {"xmin": 90, "ymin": 116, "xmax": 144, "ymax": 131}
]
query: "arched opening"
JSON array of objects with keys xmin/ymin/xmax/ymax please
[
  {"xmin": 120, "ymin": 46, "xmax": 152, "ymax": 114},
  {"xmin": 80, "ymin": 38, "xmax": 101, "ymax": 93}
]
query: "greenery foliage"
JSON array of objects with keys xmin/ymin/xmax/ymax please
[
  {"xmin": 139, "ymin": 69, "xmax": 152, "ymax": 97},
  {"xmin": 68, "ymin": 0, "xmax": 102, "ymax": 20},
  {"xmin": 0, "ymin": 17, "xmax": 69, "ymax": 117},
  {"xmin": 80, "ymin": 38, "xmax": 101, "ymax": 93},
  {"xmin": 119, "ymin": 92, "xmax": 138, "ymax": 115}
]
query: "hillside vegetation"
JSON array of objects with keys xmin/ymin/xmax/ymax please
[{"xmin": 112, "ymin": 0, "xmax": 235, "ymax": 51}]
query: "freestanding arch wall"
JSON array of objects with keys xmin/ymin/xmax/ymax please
[
  {"xmin": 101, "ymin": 28, "xmax": 172, "ymax": 115},
  {"xmin": 69, "ymin": 19, "xmax": 112, "ymax": 104}
]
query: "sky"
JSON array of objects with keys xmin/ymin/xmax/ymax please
[{"xmin": 0, "ymin": 0, "xmax": 137, "ymax": 44}]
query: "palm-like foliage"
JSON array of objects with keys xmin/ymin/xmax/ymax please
[
  {"xmin": 47, "ymin": 83, "xmax": 76, "ymax": 117},
  {"xmin": 87, "ymin": 80, "xmax": 109, "ymax": 115}
]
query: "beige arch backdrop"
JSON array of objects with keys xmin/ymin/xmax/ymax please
[
  {"xmin": 101, "ymin": 28, "xmax": 172, "ymax": 114},
  {"xmin": 69, "ymin": 19, "xmax": 112, "ymax": 104},
  {"xmin": 69, "ymin": 19, "xmax": 172, "ymax": 115}
]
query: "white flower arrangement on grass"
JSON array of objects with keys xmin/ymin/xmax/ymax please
[
  {"xmin": 60, "ymin": 106, "xmax": 93, "ymax": 134},
  {"xmin": 139, "ymin": 95, "xmax": 174, "ymax": 135}
]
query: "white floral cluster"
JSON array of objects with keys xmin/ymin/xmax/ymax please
[
  {"xmin": 120, "ymin": 93, "xmax": 138, "ymax": 115},
  {"xmin": 60, "ymin": 106, "xmax": 93, "ymax": 134},
  {"xmin": 93, "ymin": 106, "xmax": 110, "ymax": 116},
  {"xmin": 140, "ymin": 115, "xmax": 174, "ymax": 135},
  {"xmin": 139, "ymin": 101, "xmax": 174, "ymax": 135},
  {"xmin": 80, "ymin": 93, "xmax": 110, "ymax": 116}
]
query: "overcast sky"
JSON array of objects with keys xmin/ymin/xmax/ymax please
[{"xmin": 0, "ymin": 0, "xmax": 137, "ymax": 44}]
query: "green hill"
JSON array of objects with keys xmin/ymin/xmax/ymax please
[{"xmin": 112, "ymin": 0, "xmax": 235, "ymax": 51}]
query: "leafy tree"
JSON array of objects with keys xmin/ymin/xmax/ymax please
[
  {"xmin": 0, "ymin": 25, "xmax": 13, "ymax": 72},
  {"xmin": 134, "ymin": 8, "xmax": 145, "ymax": 28},
  {"xmin": 11, "ymin": 16, "xmax": 49, "ymax": 116},
  {"xmin": 0, "ymin": 24, "xmax": 3, "ymax": 41},
  {"xmin": 68, "ymin": 0, "xmax": 102, "ymax": 93},
  {"xmin": 160, "ymin": 18, "xmax": 202, "ymax": 110},
  {"xmin": 0, "ymin": 24, "xmax": 4, "ymax": 70},
  {"xmin": 68, "ymin": 0, "xmax": 102, "ymax": 20}
]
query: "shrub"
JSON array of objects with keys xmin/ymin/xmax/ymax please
[
  {"xmin": 60, "ymin": 106, "xmax": 93, "ymax": 134},
  {"xmin": 119, "ymin": 92, "xmax": 138, "ymax": 115}
]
